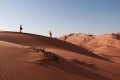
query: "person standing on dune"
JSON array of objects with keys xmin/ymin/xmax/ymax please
[
  {"xmin": 65, "ymin": 35, "xmax": 67, "ymax": 41},
  {"xmin": 49, "ymin": 31, "xmax": 52, "ymax": 38},
  {"xmin": 20, "ymin": 24, "xmax": 23, "ymax": 33}
]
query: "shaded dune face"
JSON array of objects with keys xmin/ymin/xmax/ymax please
[{"xmin": 0, "ymin": 31, "xmax": 111, "ymax": 62}]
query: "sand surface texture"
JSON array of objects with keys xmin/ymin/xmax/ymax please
[{"xmin": 0, "ymin": 31, "xmax": 120, "ymax": 80}]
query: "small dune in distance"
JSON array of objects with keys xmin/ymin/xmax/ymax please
[
  {"xmin": 60, "ymin": 33, "xmax": 120, "ymax": 63},
  {"xmin": 0, "ymin": 31, "xmax": 120, "ymax": 80}
]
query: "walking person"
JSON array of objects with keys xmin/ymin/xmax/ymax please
[{"xmin": 20, "ymin": 24, "xmax": 23, "ymax": 33}]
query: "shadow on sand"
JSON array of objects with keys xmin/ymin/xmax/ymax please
[{"xmin": 36, "ymin": 59, "xmax": 112, "ymax": 80}]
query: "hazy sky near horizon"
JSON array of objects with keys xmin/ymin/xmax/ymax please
[{"xmin": 0, "ymin": 0, "xmax": 120, "ymax": 37}]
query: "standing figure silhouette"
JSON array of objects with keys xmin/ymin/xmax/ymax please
[
  {"xmin": 65, "ymin": 35, "xmax": 67, "ymax": 41},
  {"xmin": 20, "ymin": 24, "xmax": 23, "ymax": 33},
  {"xmin": 49, "ymin": 31, "xmax": 52, "ymax": 38}
]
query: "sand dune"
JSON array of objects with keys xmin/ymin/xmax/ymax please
[
  {"xmin": 60, "ymin": 33, "xmax": 120, "ymax": 63},
  {"xmin": 0, "ymin": 31, "xmax": 120, "ymax": 80},
  {"xmin": 0, "ymin": 31, "xmax": 111, "ymax": 62}
]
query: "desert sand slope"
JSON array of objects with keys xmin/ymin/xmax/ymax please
[
  {"xmin": 0, "ymin": 41, "xmax": 89, "ymax": 80},
  {"xmin": 0, "ymin": 31, "xmax": 120, "ymax": 80},
  {"xmin": 0, "ymin": 40, "xmax": 120, "ymax": 80},
  {"xmin": 60, "ymin": 33, "xmax": 120, "ymax": 63},
  {"xmin": 0, "ymin": 31, "xmax": 111, "ymax": 62}
]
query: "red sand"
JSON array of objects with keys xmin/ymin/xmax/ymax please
[
  {"xmin": 0, "ymin": 31, "xmax": 120, "ymax": 80},
  {"xmin": 60, "ymin": 33, "xmax": 120, "ymax": 63}
]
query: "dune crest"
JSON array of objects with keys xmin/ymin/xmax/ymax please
[{"xmin": 0, "ymin": 31, "xmax": 111, "ymax": 62}]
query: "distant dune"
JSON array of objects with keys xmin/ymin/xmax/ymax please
[
  {"xmin": 59, "ymin": 33, "xmax": 120, "ymax": 63},
  {"xmin": 0, "ymin": 31, "xmax": 120, "ymax": 80}
]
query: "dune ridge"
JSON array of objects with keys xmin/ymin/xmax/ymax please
[{"xmin": 0, "ymin": 31, "xmax": 111, "ymax": 62}]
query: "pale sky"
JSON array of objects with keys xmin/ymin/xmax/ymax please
[{"xmin": 0, "ymin": 0, "xmax": 120, "ymax": 37}]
